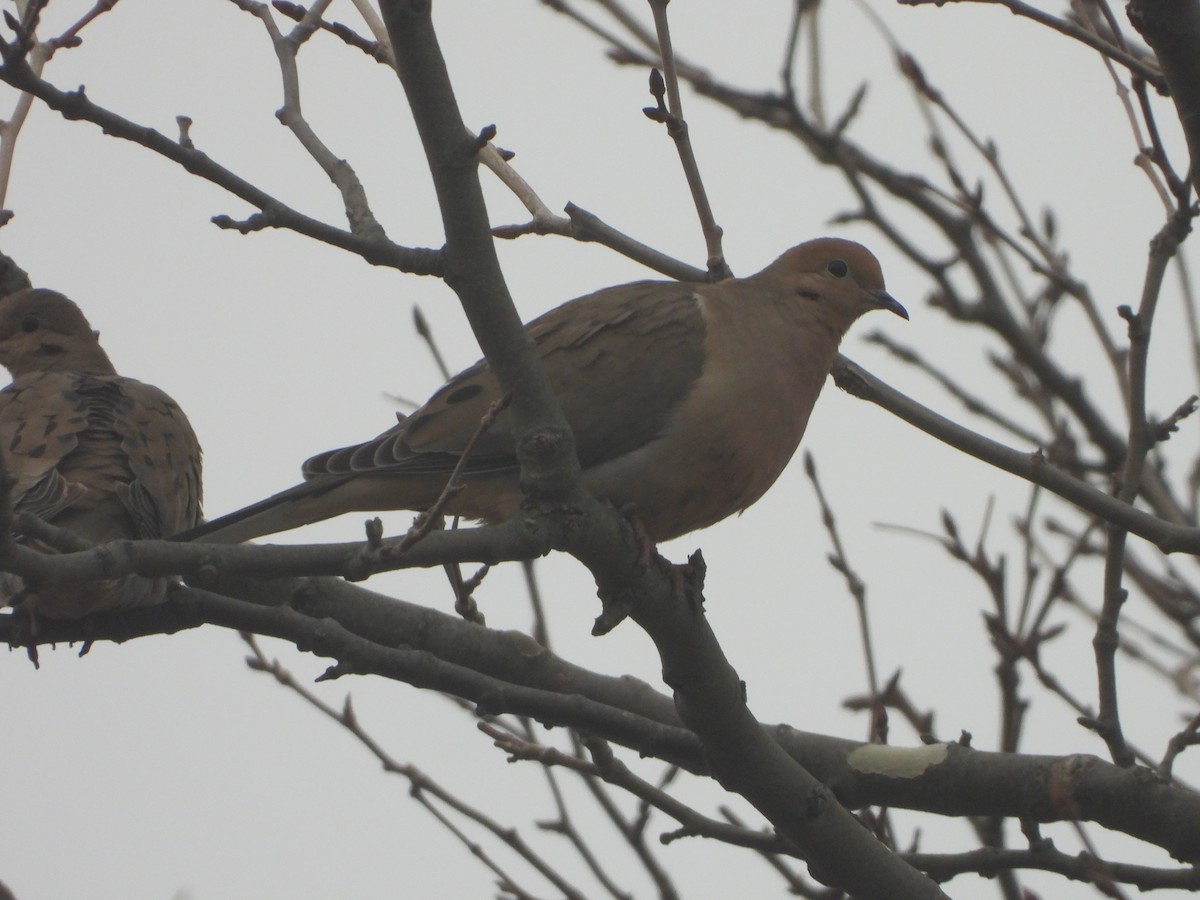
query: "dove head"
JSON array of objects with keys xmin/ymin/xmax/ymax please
[
  {"xmin": 760, "ymin": 238, "xmax": 908, "ymax": 330},
  {"xmin": 0, "ymin": 288, "xmax": 116, "ymax": 378}
]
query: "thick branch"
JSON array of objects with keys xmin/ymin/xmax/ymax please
[
  {"xmin": 378, "ymin": 0, "xmax": 591, "ymax": 516},
  {"xmin": 6, "ymin": 577, "xmax": 1200, "ymax": 864}
]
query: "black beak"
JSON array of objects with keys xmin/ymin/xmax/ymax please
[{"xmin": 873, "ymin": 290, "xmax": 909, "ymax": 320}]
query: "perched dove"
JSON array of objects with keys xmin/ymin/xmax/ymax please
[
  {"xmin": 185, "ymin": 238, "xmax": 904, "ymax": 545},
  {"xmin": 0, "ymin": 289, "xmax": 202, "ymax": 618}
]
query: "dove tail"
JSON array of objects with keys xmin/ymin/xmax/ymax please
[{"xmin": 169, "ymin": 476, "xmax": 358, "ymax": 544}]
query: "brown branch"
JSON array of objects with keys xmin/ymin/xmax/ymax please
[
  {"xmin": 897, "ymin": 0, "xmax": 1165, "ymax": 89},
  {"xmin": 601, "ymin": 552, "xmax": 948, "ymax": 897},
  {"xmin": 7, "ymin": 575, "xmax": 1200, "ymax": 865},
  {"xmin": 490, "ymin": 195, "xmax": 709, "ymax": 282},
  {"xmin": 228, "ymin": 0, "xmax": 388, "ymax": 242},
  {"xmin": 269, "ymin": 0, "xmax": 395, "ymax": 65},
  {"xmin": 1090, "ymin": 212, "xmax": 1192, "ymax": 767},
  {"xmin": 865, "ymin": 330, "xmax": 1047, "ymax": 450},
  {"xmin": 904, "ymin": 846, "xmax": 1200, "ymax": 891},
  {"xmin": 832, "ymin": 355, "xmax": 1200, "ymax": 554},
  {"xmin": 481, "ymin": 722, "xmax": 780, "ymax": 858},
  {"xmin": 805, "ymin": 452, "xmax": 885, "ymax": 743},
  {"xmin": 241, "ymin": 634, "xmax": 584, "ymax": 898},
  {"xmin": 643, "ymin": 1, "xmax": 727, "ymax": 276},
  {"xmin": 0, "ymin": 36, "xmax": 437, "ymax": 272},
  {"xmin": 378, "ymin": 0, "xmax": 596, "ymax": 527}
]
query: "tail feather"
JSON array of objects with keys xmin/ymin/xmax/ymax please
[{"xmin": 170, "ymin": 475, "xmax": 357, "ymax": 544}]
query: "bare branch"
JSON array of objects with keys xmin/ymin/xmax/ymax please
[
  {"xmin": 897, "ymin": 0, "xmax": 1165, "ymax": 88},
  {"xmin": 0, "ymin": 40, "xmax": 436, "ymax": 271}
]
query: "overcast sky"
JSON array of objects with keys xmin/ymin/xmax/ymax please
[{"xmin": 2, "ymin": 2, "xmax": 1197, "ymax": 898}]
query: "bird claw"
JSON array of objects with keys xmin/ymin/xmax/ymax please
[
  {"xmin": 602, "ymin": 506, "xmax": 708, "ymax": 626},
  {"xmin": 619, "ymin": 505, "xmax": 657, "ymax": 568},
  {"xmin": 623, "ymin": 507, "xmax": 707, "ymax": 606},
  {"xmin": 3, "ymin": 599, "xmax": 42, "ymax": 667},
  {"xmin": 593, "ymin": 548, "xmax": 707, "ymax": 636}
]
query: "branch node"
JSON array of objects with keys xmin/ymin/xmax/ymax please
[
  {"xmin": 475, "ymin": 123, "xmax": 497, "ymax": 150},
  {"xmin": 175, "ymin": 115, "xmax": 194, "ymax": 149}
]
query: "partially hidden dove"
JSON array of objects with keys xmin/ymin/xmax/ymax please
[
  {"xmin": 0, "ymin": 288, "xmax": 202, "ymax": 618},
  {"xmin": 183, "ymin": 238, "xmax": 905, "ymax": 545}
]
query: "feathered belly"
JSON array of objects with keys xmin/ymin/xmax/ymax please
[{"xmin": 582, "ymin": 363, "xmax": 826, "ymax": 541}]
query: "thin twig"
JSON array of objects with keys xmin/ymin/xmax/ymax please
[
  {"xmin": 240, "ymin": 633, "xmax": 586, "ymax": 899},
  {"xmin": 897, "ymin": 0, "xmax": 1164, "ymax": 87},
  {"xmin": 804, "ymin": 452, "xmax": 883, "ymax": 742},
  {"xmin": 644, "ymin": 0, "xmax": 727, "ymax": 276}
]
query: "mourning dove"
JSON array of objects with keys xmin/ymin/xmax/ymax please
[
  {"xmin": 185, "ymin": 238, "xmax": 905, "ymax": 545},
  {"xmin": 0, "ymin": 288, "xmax": 202, "ymax": 618}
]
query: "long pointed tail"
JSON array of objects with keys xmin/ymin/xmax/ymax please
[{"xmin": 170, "ymin": 475, "xmax": 358, "ymax": 543}]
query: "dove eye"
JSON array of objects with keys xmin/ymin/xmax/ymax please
[
  {"xmin": 19, "ymin": 314, "xmax": 39, "ymax": 333},
  {"xmin": 826, "ymin": 259, "xmax": 849, "ymax": 278}
]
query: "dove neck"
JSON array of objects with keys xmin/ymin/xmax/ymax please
[{"xmin": 29, "ymin": 343, "xmax": 117, "ymax": 377}]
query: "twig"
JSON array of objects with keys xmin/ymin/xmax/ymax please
[
  {"xmin": 269, "ymin": 0, "xmax": 395, "ymax": 65},
  {"xmin": 896, "ymin": 0, "xmax": 1164, "ymax": 87},
  {"xmin": 865, "ymin": 331, "xmax": 1046, "ymax": 449},
  {"xmin": 832, "ymin": 355, "xmax": 1200, "ymax": 554},
  {"xmin": 1090, "ymin": 211, "xmax": 1192, "ymax": 766},
  {"xmin": 481, "ymin": 137, "xmax": 712, "ymax": 281},
  {"xmin": 1161, "ymin": 710, "xmax": 1200, "ymax": 780},
  {"xmin": 0, "ymin": 39, "xmax": 435, "ymax": 271},
  {"xmin": 228, "ymin": 0, "xmax": 387, "ymax": 241},
  {"xmin": 804, "ymin": 452, "xmax": 884, "ymax": 742},
  {"xmin": 480, "ymin": 721, "xmax": 792, "ymax": 860},
  {"xmin": 643, "ymin": 1, "xmax": 727, "ymax": 276},
  {"xmin": 240, "ymin": 634, "xmax": 585, "ymax": 898},
  {"xmin": 411, "ymin": 304, "xmax": 452, "ymax": 381},
  {"xmin": 0, "ymin": 0, "xmax": 118, "ymax": 211},
  {"xmin": 569, "ymin": 733, "xmax": 680, "ymax": 899}
]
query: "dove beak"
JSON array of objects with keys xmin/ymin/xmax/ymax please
[{"xmin": 873, "ymin": 290, "xmax": 909, "ymax": 320}]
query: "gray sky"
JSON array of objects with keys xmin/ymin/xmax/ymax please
[{"xmin": 3, "ymin": 2, "xmax": 1197, "ymax": 898}]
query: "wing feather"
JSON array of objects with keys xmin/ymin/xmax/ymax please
[{"xmin": 303, "ymin": 281, "xmax": 707, "ymax": 480}]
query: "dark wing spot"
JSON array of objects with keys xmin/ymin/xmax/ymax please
[{"xmin": 444, "ymin": 383, "xmax": 484, "ymax": 405}]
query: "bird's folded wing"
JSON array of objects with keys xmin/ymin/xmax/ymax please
[
  {"xmin": 0, "ymin": 371, "xmax": 95, "ymax": 519},
  {"xmin": 303, "ymin": 279, "xmax": 709, "ymax": 479},
  {"xmin": 111, "ymin": 377, "xmax": 203, "ymax": 538}
]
